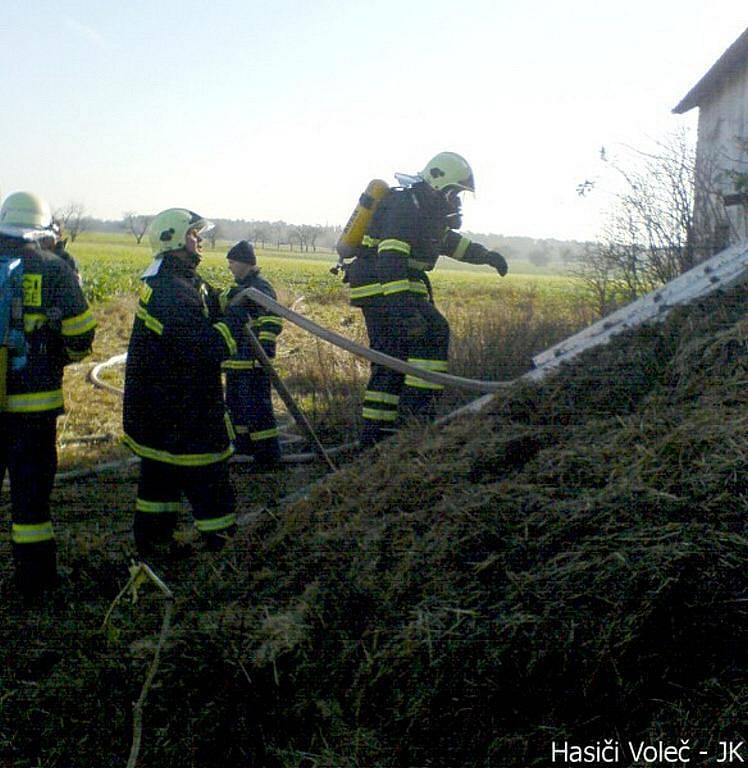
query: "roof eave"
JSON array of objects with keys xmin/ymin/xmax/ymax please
[{"xmin": 672, "ymin": 27, "xmax": 748, "ymax": 115}]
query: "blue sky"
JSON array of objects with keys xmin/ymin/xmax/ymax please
[{"xmin": 1, "ymin": 1, "xmax": 746, "ymax": 240}]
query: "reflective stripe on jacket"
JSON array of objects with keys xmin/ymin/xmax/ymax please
[
  {"xmin": 2, "ymin": 237, "xmax": 95, "ymax": 415},
  {"xmin": 123, "ymin": 255, "xmax": 241, "ymax": 465},
  {"xmin": 347, "ymin": 184, "xmax": 480, "ymax": 308},
  {"xmin": 219, "ymin": 270, "xmax": 283, "ymax": 364}
]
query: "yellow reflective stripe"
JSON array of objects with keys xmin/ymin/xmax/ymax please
[
  {"xmin": 363, "ymin": 407, "xmax": 399, "ymax": 422},
  {"xmin": 404, "ymin": 358, "xmax": 447, "ymax": 391},
  {"xmin": 250, "ymin": 427, "xmax": 280, "ymax": 441},
  {"xmin": 225, "ymin": 411, "xmax": 236, "ymax": 441},
  {"xmin": 6, "ymin": 390, "xmax": 64, "ymax": 413},
  {"xmin": 219, "ymin": 287, "xmax": 231, "ymax": 312},
  {"xmin": 350, "ymin": 283, "xmax": 383, "ymax": 299},
  {"xmin": 404, "ymin": 375, "xmax": 444, "ymax": 391},
  {"xmin": 407, "ymin": 259, "xmax": 431, "ymax": 270},
  {"xmin": 407, "ymin": 358, "xmax": 449, "ymax": 372},
  {"xmin": 365, "ymin": 390, "xmax": 399, "ymax": 405},
  {"xmin": 257, "ymin": 316, "xmax": 282, "ymax": 327},
  {"xmin": 452, "ymin": 236, "xmax": 471, "ymax": 261},
  {"xmin": 378, "ymin": 238, "xmax": 411, "ymax": 256},
  {"xmin": 12, "ymin": 522, "xmax": 55, "ymax": 544},
  {"xmin": 23, "ymin": 313, "xmax": 47, "ymax": 332},
  {"xmin": 61, "ymin": 309, "xmax": 97, "ymax": 336},
  {"xmin": 214, "ymin": 322, "xmax": 238, "ymax": 356},
  {"xmin": 194, "ymin": 513, "xmax": 237, "ymax": 533},
  {"xmin": 258, "ymin": 331, "xmax": 277, "ymax": 343},
  {"xmin": 65, "ymin": 347, "xmax": 91, "ymax": 362},
  {"xmin": 408, "ymin": 281, "xmax": 430, "ymax": 295},
  {"xmin": 139, "ymin": 283, "xmax": 153, "ymax": 304},
  {"xmin": 222, "ymin": 360, "xmax": 259, "ymax": 370},
  {"xmin": 362, "ymin": 235, "xmax": 380, "ymax": 247},
  {"xmin": 382, "ymin": 279, "xmax": 410, "ymax": 295},
  {"xmin": 122, "ymin": 434, "xmax": 234, "ymax": 466},
  {"xmin": 135, "ymin": 305, "xmax": 164, "ymax": 335},
  {"xmin": 234, "ymin": 424, "xmax": 249, "ymax": 434},
  {"xmin": 136, "ymin": 498, "xmax": 183, "ymax": 514}
]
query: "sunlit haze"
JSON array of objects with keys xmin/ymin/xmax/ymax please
[{"xmin": 2, "ymin": 1, "xmax": 746, "ymax": 240}]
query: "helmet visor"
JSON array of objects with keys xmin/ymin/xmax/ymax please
[{"xmin": 190, "ymin": 217, "xmax": 214, "ymax": 237}]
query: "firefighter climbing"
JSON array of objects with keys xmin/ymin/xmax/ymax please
[{"xmin": 340, "ymin": 152, "xmax": 509, "ymax": 445}]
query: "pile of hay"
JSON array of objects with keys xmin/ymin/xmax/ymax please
[{"xmin": 1, "ymin": 286, "xmax": 746, "ymax": 767}]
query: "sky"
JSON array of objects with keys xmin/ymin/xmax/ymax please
[{"xmin": 1, "ymin": 1, "xmax": 747, "ymax": 241}]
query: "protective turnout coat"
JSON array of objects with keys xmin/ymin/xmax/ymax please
[
  {"xmin": 219, "ymin": 270, "xmax": 283, "ymax": 363},
  {"xmin": 347, "ymin": 183, "xmax": 483, "ymax": 307},
  {"xmin": 123, "ymin": 256, "xmax": 242, "ymax": 465},
  {"xmin": 2, "ymin": 237, "xmax": 96, "ymax": 415}
]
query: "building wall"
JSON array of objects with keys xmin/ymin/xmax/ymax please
[{"xmin": 694, "ymin": 66, "xmax": 748, "ymax": 250}]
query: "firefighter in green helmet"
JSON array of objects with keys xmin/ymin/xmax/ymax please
[
  {"xmin": 0, "ymin": 191, "xmax": 96, "ymax": 600},
  {"xmin": 345, "ymin": 152, "xmax": 508, "ymax": 445}
]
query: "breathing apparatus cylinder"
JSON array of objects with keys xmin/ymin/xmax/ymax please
[
  {"xmin": 336, "ymin": 179, "xmax": 390, "ymax": 259},
  {"xmin": 0, "ymin": 257, "xmax": 27, "ymax": 409}
]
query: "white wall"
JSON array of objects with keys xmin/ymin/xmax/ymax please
[{"xmin": 694, "ymin": 66, "xmax": 748, "ymax": 248}]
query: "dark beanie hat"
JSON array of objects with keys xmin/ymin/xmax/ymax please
[{"xmin": 227, "ymin": 240, "xmax": 256, "ymax": 264}]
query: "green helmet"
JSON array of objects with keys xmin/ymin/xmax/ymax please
[
  {"xmin": 0, "ymin": 191, "xmax": 53, "ymax": 238},
  {"xmin": 420, "ymin": 152, "xmax": 475, "ymax": 194},
  {"xmin": 147, "ymin": 208, "xmax": 213, "ymax": 256}
]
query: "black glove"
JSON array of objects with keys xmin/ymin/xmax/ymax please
[{"xmin": 485, "ymin": 251, "xmax": 508, "ymax": 277}]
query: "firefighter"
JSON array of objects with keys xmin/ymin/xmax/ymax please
[
  {"xmin": 219, "ymin": 240, "xmax": 284, "ymax": 466},
  {"xmin": 123, "ymin": 208, "xmax": 248, "ymax": 554},
  {"xmin": 0, "ymin": 191, "xmax": 96, "ymax": 598},
  {"xmin": 346, "ymin": 152, "xmax": 508, "ymax": 445}
]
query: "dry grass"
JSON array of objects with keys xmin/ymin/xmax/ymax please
[{"xmin": 1, "ymin": 281, "xmax": 745, "ymax": 766}]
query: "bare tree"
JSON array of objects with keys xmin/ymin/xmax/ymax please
[
  {"xmin": 573, "ymin": 129, "xmax": 722, "ymax": 315},
  {"xmin": 289, "ymin": 227, "xmax": 304, "ymax": 252},
  {"xmin": 207, "ymin": 223, "xmax": 221, "ymax": 249},
  {"xmin": 122, "ymin": 212, "xmax": 152, "ymax": 244},
  {"xmin": 568, "ymin": 243, "xmax": 618, "ymax": 317},
  {"xmin": 56, "ymin": 202, "xmax": 89, "ymax": 242},
  {"xmin": 249, "ymin": 225, "xmax": 269, "ymax": 249},
  {"xmin": 302, "ymin": 225, "xmax": 322, "ymax": 252}
]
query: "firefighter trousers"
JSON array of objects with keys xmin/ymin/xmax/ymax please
[
  {"xmin": 359, "ymin": 297, "xmax": 450, "ymax": 445},
  {"xmin": 225, "ymin": 368, "xmax": 281, "ymax": 464},
  {"xmin": 133, "ymin": 457, "xmax": 237, "ymax": 552},
  {"xmin": 0, "ymin": 413, "xmax": 58, "ymax": 596}
]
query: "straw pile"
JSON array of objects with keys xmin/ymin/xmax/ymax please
[{"xmin": 1, "ymin": 286, "xmax": 746, "ymax": 767}]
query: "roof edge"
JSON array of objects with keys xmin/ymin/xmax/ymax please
[{"xmin": 673, "ymin": 27, "xmax": 748, "ymax": 114}]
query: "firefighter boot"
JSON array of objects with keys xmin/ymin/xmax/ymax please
[
  {"xmin": 13, "ymin": 540, "xmax": 58, "ymax": 601},
  {"xmin": 133, "ymin": 511, "xmax": 178, "ymax": 558},
  {"xmin": 201, "ymin": 524, "xmax": 238, "ymax": 552}
]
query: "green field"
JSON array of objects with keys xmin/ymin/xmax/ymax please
[{"xmin": 71, "ymin": 232, "xmax": 578, "ymax": 303}]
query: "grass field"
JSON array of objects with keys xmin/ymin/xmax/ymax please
[{"xmin": 57, "ymin": 232, "xmax": 592, "ymax": 469}]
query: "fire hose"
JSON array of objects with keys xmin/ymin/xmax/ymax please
[
  {"xmin": 238, "ymin": 288, "xmax": 515, "ymax": 393},
  {"xmin": 73, "ymin": 294, "xmax": 515, "ymax": 483}
]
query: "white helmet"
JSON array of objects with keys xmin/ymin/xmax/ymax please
[
  {"xmin": 420, "ymin": 152, "xmax": 475, "ymax": 194},
  {"xmin": 148, "ymin": 208, "xmax": 213, "ymax": 256},
  {"xmin": 0, "ymin": 191, "xmax": 54, "ymax": 239}
]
